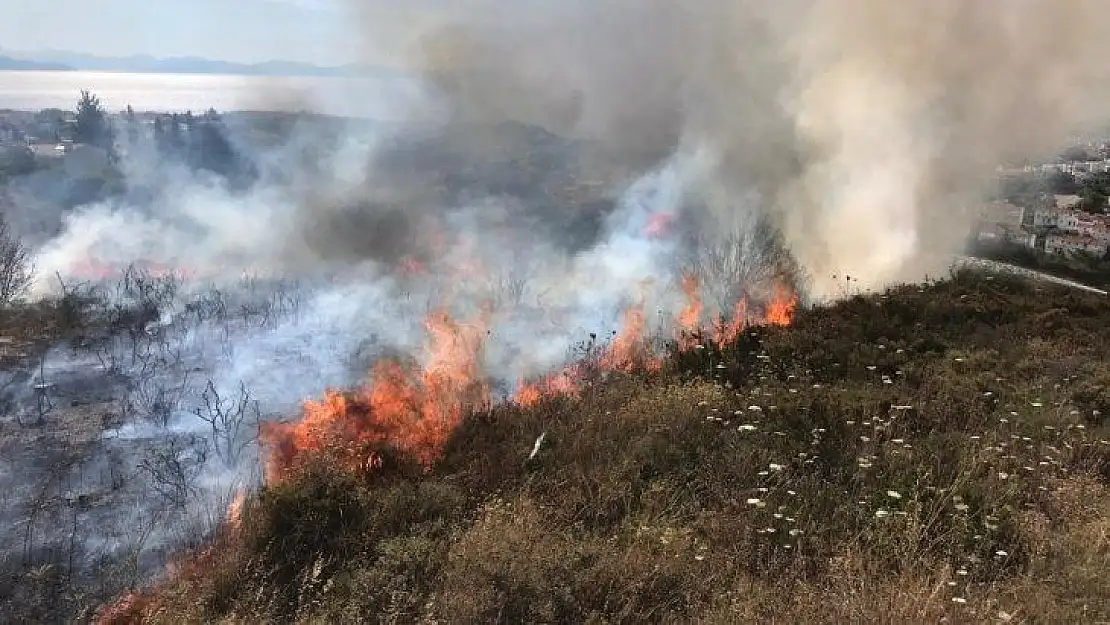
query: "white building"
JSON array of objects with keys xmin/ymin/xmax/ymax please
[{"xmin": 1045, "ymin": 233, "xmax": 1108, "ymax": 257}]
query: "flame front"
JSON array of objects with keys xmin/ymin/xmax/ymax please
[
  {"xmin": 261, "ymin": 308, "xmax": 490, "ymax": 482},
  {"xmin": 765, "ymin": 284, "xmax": 797, "ymax": 327}
]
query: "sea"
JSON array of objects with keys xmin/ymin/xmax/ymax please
[{"xmin": 0, "ymin": 70, "xmax": 427, "ymax": 119}]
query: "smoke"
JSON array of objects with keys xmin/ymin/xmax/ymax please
[{"xmin": 356, "ymin": 0, "xmax": 1110, "ymax": 297}]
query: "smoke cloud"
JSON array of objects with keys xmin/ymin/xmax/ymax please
[{"xmin": 355, "ymin": 0, "xmax": 1110, "ymax": 296}]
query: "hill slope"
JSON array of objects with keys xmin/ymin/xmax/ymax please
[{"xmin": 102, "ymin": 269, "xmax": 1110, "ymax": 624}]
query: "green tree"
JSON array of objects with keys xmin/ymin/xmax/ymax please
[
  {"xmin": 1078, "ymin": 171, "xmax": 1110, "ymax": 213},
  {"xmin": 73, "ymin": 90, "xmax": 116, "ymax": 156},
  {"xmin": 0, "ymin": 145, "xmax": 36, "ymax": 179},
  {"xmin": 1047, "ymin": 170, "xmax": 1079, "ymax": 195}
]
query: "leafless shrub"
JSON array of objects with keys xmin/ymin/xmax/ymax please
[
  {"xmin": 489, "ymin": 261, "xmax": 531, "ymax": 309},
  {"xmin": 137, "ymin": 436, "xmax": 209, "ymax": 510},
  {"xmin": 235, "ymin": 275, "xmax": 304, "ymax": 328},
  {"xmin": 183, "ymin": 286, "xmax": 228, "ymax": 327},
  {"xmin": 53, "ymin": 275, "xmax": 102, "ymax": 340},
  {"xmin": 684, "ymin": 216, "xmax": 804, "ymax": 315},
  {"xmin": 0, "ymin": 213, "xmax": 32, "ymax": 305},
  {"xmin": 192, "ymin": 379, "xmax": 260, "ymax": 467},
  {"xmin": 128, "ymin": 363, "xmax": 191, "ymax": 428}
]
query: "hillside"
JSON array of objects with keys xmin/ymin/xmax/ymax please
[{"xmin": 94, "ymin": 268, "xmax": 1110, "ymax": 624}]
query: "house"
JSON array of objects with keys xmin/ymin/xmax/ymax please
[
  {"xmin": 1032, "ymin": 209, "xmax": 1087, "ymax": 233},
  {"xmin": 1044, "ymin": 233, "xmax": 1108, "ymax": 257},
  {"xmin": 1057, "ymin": 211, "xmax": 1081, "ymax": 232},
  {"xmin": 1054, "ymin": 194, "xmax": 1082, "ymax": 211},
  {"xmin": 977, "ymin": 223, "xmax": 1036, "ymax": 248}
]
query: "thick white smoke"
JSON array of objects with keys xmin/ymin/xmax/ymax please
[{"xmin": 364, "ymin": 0, "xmax": 1110, "ymax": 297}]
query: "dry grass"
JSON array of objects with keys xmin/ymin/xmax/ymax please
[{"xmin": 100, "ymin": 269, "xmax": 1110, "ymax": 624}]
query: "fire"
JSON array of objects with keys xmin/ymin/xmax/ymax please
[
  {"xmin": 676, "ymin": 273, "xmax": 702, "ymax": 349},
  {"xmin": 764, "ymin": 284, "xmax": 797, "ymax": 326},
  {"xmin": 226, "ymin": 489, "xmax": 246, "ymax": 532},
  {"xmin": 96, "ymin": 590, "xmax": 152, "ymax": 625},
  {"xmin": 599, "ymin": 300, "xmax": 662, "ymax": 373},
  {"xmin": 261, "ymin": 308, "xmax": 490, "ymax": 482},
  {"xmin": 96, "ymin": 491, "xmax": 246, "ymax": 624},
  {"xmin": 69, "ymin": 256, "xmax": 198, "ymax": 282},
  {"xmin": 714, "ymin": 297, "xmax": 750, "ymax": 344},
  {"xmin": 514, "ymin": 369, "xmax": 581, "ymax": 407},
  {"xmin": 643, "ymin": 212, "xmax": 674, "ymax": 238}
]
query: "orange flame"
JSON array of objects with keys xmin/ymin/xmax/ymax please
[
  {"xmin": 95, "ymin": 590, "xmax": 151, "ymax": 625},
  {"xmin": 226, "ymin": 489, "xmax": 246, "ymax": 533},
  {"xmin": 514, "ymin": 369, "xmax": 581, "ymax": 407},
  {"xmin": 676, "ymin": 273, "xmax": 702, "ymax": 349},
  {"xmin": 599, "ymin": 300, "xmax": 661, "ymax": 373},
  {"xmin": 261, "ymin": 308, "xmax": 490, "ymax": 482},
  {"xmin": 95, "ymin": 495, "xmax": 245, "ymax": 624},
  {"xmin": 764, "ymin": 284, "xmax": 797, "ymax": 326},
  {"xmin": 714, "ymin": 297, "xmax": 749, "ymax": 344}
]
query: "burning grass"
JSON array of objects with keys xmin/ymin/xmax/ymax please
[{"xmin": 96, "ymin": 269, "xmax": 1110, "ymax": 624}]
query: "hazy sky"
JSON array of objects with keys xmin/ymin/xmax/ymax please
[
  {"xmin": 0, "ymin": 1, "xmax": 567, "ymax": 67},
  {"xmin": 0, "ymin": 0, "xmax": 357, "ymax": 65}
]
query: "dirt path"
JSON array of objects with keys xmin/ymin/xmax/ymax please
[{"xmin": 957, "ymin": 256, "xmax": 1108, "ymax": 296}]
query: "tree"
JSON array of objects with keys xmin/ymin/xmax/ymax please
[
  {"xmin": 1047, "ymin": 170, "xmax": 1079, "ymax": 195},
  {"xmin": 191, "ymin": 112, "xmax": 238, "ymax": 175},
  {"xmin": 74, "ymin": 90, "xmax": 117, "ymax": 158},
  {"xmin": 0, "ymin": 211, "xmax": 33, "ymax": 305},
  {"xmin": 0, "ymin": 145, "xmax": 37, "ymax": 179},
  {"xmin": 124, "ymin": 104, "xmax": 140, "ymax": 144},
  {"xmin": 1078, "ymin": 171, "xmax": 1110, "ymax": 213}
]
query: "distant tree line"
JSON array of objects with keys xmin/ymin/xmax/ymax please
[
  {"xmin": 0, "ymin": 91, "xmax": 258, "ymax": 213},
  {"xmin": 141, "ymin": 108, "xmax": 255, "ymax": 184}
]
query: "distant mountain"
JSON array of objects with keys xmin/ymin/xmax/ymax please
[
  {"xmin": 0, "ymin": 49, "xmax": 354, "ymax": 77},
  {"xmin": 0, "ymin": 55, "xmax": 73, "ymax": 71}
]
